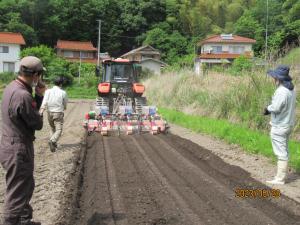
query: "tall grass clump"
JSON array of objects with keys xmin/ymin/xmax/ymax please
[
  {"xmin": 278, "ymin": 48, "xmax": 300, "ymax": 66},
  {"xmin": 144, "ymin": 69, "xmax": 299, "ymax": 135},
  {"xmin": 212, "ymin": 72, "xmax": 276, "ymax": 130}
]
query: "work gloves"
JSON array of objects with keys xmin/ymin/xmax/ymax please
[{"xmin": 263, "ymin": 107, "xmax": 271, "ymax": 115}]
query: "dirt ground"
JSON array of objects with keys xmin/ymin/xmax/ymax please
[
  {"xmin": 170, "ymin": 124, "xmax": 300, "ymax": 204},
  {"xmin": 0, "ymin": 100, "xmax": 300, "ymax": 225},
  {"xmin": 0, "ymin": 100, "xmax": 91, "ymax": 225}
]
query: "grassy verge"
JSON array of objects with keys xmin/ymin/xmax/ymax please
[
  {"xmin": 64, "ymin": 76, "xmax": 99, "ymax": 99},
  {"xmin": 65, "ymin": 85, "xmax": 96, "ymax": 99},
  {"xmin": 0, "ymin": 82, "xmax": 4, "ymax": 100},
  {"xmin": 159, "ymin": 107, "xmax": 300, "ymax": 172}
]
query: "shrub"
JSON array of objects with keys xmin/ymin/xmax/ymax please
[
  {"xmin": 230, "ymin": 55, "xmax": 253, "ymax": 75},
  {"xmin": 20, "ymin": 45, "xmax": 55, "ymax": 68},
  {"xmin": 46, "ymin": 57, "xmax": 73, "ymax": 85},
  {"xmin": 21, "ymin": 45, "xmax": 74, "ymax": 86},
  {"xmin": 0, "ymin": 72, "xmax": 16, "ymax": 83}
]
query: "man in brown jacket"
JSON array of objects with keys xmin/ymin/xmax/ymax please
[{"xmin": 0, "ymin": 56, "xmax": 44, "ymax": 225}]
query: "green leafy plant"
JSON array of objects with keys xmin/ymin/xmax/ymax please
[
  {"xmin": 0, "ymin": 72, "xmax": 16, "ymax": 83},
  {"xmin": 230, "ymin": 56, "xmax": 253, "ymax": 75},
  {"xmin": 20, "ymin": 45, "xmax": 73, "ymax": 85}
]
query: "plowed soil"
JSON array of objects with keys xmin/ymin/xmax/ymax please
[{"xmin": 66, "ymin": 133, "xmax": 300, "ymax": 225}]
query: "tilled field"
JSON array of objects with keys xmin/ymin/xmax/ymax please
[
  {"xmin": 1, "ymin": 101, "xmax": 300, "ymax": 225},
  {"xmin": 66, "ymin": 133, "xmax": 300, "ymax": 225}
]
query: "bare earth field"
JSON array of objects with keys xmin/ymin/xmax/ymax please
[
  {"xmin": 0, "ymin": 100, "xmax": 91, "ymax": 225},
  {"xmin": 0, "ymin": 100, "xmax": 300, "ymax": 225}
]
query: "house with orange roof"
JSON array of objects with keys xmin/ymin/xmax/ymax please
[
  {"xmin": 56, "ymin": 40, "xmax": 110, "ymax": 64},
  {"xmin": 195, "ymin": 34, "xmax": 256, "ymax": 74},
  {"xmin": 0, "ymin": 32, "xmax": 26, "ymax": 73}
]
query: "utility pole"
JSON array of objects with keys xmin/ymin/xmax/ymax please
[
  {"xmin": 265, "ymin": 0, "xmax": 269, "ymax": 61},
  {"xmin": 97, "ymin": 19, "xmax": 102, "ymax": 67},
  {"xmin": 79, "ymin": 51, "xmax": 82, "ymax": 84}
]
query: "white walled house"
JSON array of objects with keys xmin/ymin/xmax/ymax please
[
  {"xmin": 140, "ymin": 58, "xmax": 167, "ymax": 75},
  {"xmin": 195, "ymin": 34, "xmax": 256, "ymax": 75},
  {"xmin": 121, "ymin": 46, "xmax": 167, "ymax": 75},
  {"xmin": 0, "ymin": 32, "xmax": 26, "ymax": 73}
]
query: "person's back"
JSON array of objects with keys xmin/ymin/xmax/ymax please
[
  {"xmin": 44, "ymin": 86, "xmax": 67, "ymax": 112},
  {"xmin": 1, "ymin": 80, "xmax": 42, "ymax": 141},
  {"xmin": 40, "ymin": 77, "xmax": 68, "ymax": 152}
]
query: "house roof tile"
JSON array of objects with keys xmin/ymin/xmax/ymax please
[
  {"xmin": 56, "ymin": 40, "xmax": 97, "ymax": 51},
  {"xmin": 199, "ymin": 35, "xmax": 256, "ymax": 45},
  {"xmin": 0, "ymin": 32, "xmax": 26, "ymax": 45},
  {"xmin": 121, "ymin": 45, "xmax": 160, "ymax": 57}
]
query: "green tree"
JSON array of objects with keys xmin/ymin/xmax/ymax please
[
  {"xmin": 143, "ymin": 28, "xmax": 189, "ymax": 64},
  {"xmin": 234, "ymin": 11, "xmax": 264, "ymax": 52},
  {"xmin": 20, "ymin": 45, "xmax": 55, "ymax": 68},
  {"xmin": 231, "ymin": 55, "xmax": 253, "ymax": 74},
  {"xmin": 21, "ymin": 45, "xmax": 73, "ymax": 85}
]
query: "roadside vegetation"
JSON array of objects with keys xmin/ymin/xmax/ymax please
[{"xmin": 145, "ymin": 69, "xmax": 279, "ymax": 132}]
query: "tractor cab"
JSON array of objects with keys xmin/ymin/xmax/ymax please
[
  {"xmin": 97, "ymin": 58, "xmax": 144, "ymax": 97},
  {"xmin": 101, "ymin": 58, "xmax": 139, "ymax": 83}
]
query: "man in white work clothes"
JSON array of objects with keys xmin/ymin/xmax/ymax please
[
  {"xmin": 264, "ymin": 65, "xmax": 296, "ymax": 185},
  {"xmin": 40, "ymin": 77, "xmax": 68, "ymax": 152}
]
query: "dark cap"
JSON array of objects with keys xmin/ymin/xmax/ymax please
[
  {"xmin": 267, "ymin": 65, "xmax": 292, "ymax": 81},
  {"xmin": 54, "ymin": 76, "xmax": 64, "ymax": 86},
  {"xmin": 20, "ymin": 56, "xmax": 45, "ymax": 74}
]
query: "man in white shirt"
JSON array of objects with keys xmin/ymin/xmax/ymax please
[
  {"xmin": 40, "ymin": 77, "xmax": 68, "ymax": 152},
  {"xmin": 264, "ymin": 65, "xmax": 296, "ymax": 185}
]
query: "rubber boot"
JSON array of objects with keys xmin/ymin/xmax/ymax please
[{"xmin": 266, "ymin": 160, "xmax": 288, "ymax": 185}]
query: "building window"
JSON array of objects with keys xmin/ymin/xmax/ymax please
[
  {"xmin": 211, "ymin": 46, "xmax": 222, "ymax": 53},
  {"xmin": 73, "ymin": 51, "xmax": 80, "ymax": 58},
  {"xmin": 229, "ymin": 46, "xmax": 245, "ymax": 54},
  {"xmin": 63, "ymin": 51, "xmax": 74, "ymax": 58},
  {"xmin": 80, "ymin": 52, "xmax": 93, "ymax": 58},
  {"xmin": 3, "ymin": 62, "xmax": 15, "ymax": 72},
  {"xmin": 0, "ymin": 46, "xmax": 9, "ymax": 53}
]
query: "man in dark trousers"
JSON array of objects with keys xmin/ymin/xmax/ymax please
[{"xmin": 0, "ymin": 56, "xmax": 44, "ymax": 225}]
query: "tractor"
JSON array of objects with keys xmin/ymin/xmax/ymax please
[
  {"xmin": 83, "ymin": 58, "xmax": 168, "ymax": 136},
  {"xmin": 96, "ymin": 58, "xmax": 146, "ymax": 114}
]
